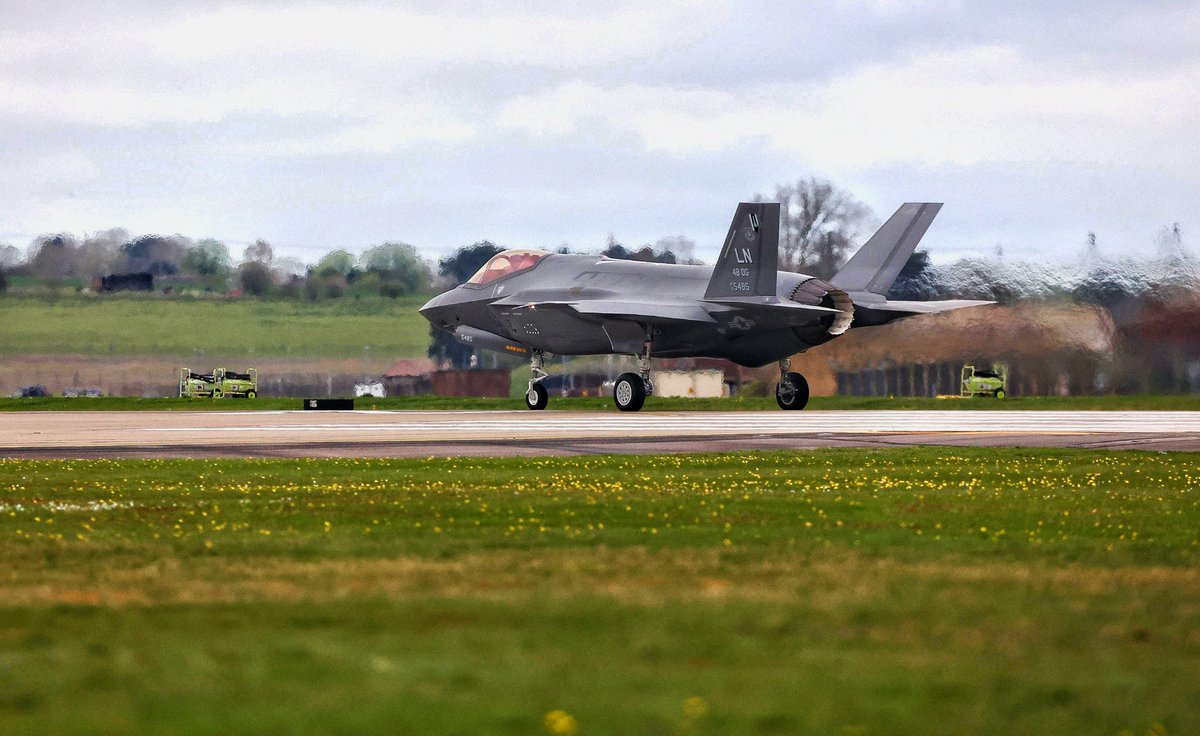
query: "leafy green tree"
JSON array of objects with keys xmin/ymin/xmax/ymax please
[
  {"xmin": 437, "ymin": 241, "xmax": 502, "ymax": 285},
  {"xmin": 360, "ymin": 242, "xmax": 431, "ymax": 296},
  {"xmin": 316, "ymin": 249, "xmax": 356, "ymax": 277},
  {"xmin": 238, "ymin": 260, "xmax": 275, "ymax": 297},
  {"xmin": 119, "ymin": 235, "xmax": 188, "ymax": 276},
  {"xmin": 184, "ymin": 238, "xmax": 232, "ymax": 289}
]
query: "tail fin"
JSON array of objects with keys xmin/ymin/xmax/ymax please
[
  {"xmin": 831, "ymin": 202, "xmax": 941, "ymax": 295},
  {"xmin": 704, "ymin": 202, "xmax": 780, "ymax": 299}
]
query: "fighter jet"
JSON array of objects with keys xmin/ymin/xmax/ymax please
[{"xmin": 420, "ymin": 202, "xmax": 990, "ymax": 411}]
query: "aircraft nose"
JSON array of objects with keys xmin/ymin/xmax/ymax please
[
  {"xmin": 419, "ymin": 292, "xmax": 443, "ymax": 316},
  {"xmin": 419, "ymin": 290, "xmax": 456, "ymax": 326}
]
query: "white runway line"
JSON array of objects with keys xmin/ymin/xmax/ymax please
[{"xmin": 140, "ymin": 411, "xmax": 1200, "ymax": 436}]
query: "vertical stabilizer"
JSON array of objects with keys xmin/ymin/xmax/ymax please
[
  {"xmin": 704, "ymin": 202, "xmax": 780, "ymax": 299},
  {"xmin": 831, "ymin": 202, "xmax": 941, "ymax": 295}
]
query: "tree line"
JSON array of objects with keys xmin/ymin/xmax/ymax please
[
  {"xmin": 0, "ymin": 227, "xmax": 699, "ymax": 300},
  {"xmin": 0, "ymin": 230, "xmax": 434, "ymax": 300}
]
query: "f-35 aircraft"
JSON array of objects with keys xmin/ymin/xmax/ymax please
[{"xmin": 421, "ymin": 202, "xmax": 989, "ymax": 411}]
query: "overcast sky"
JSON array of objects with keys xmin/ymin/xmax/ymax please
[{"xmin": 2, "ymin": 0, "xmax": 1197, "ymax": 264}]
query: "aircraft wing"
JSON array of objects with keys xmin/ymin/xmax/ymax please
[
  {"xmin": 493, "ymin": 295, "xmax": 844, "ymax": 328},
  {"xmin": 491, "ymin": 298, "xmax": 717, "ymax": 324}
]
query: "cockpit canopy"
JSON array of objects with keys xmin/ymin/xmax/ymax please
[{"xmin": 467, "ymin": 249, "xmax": 550, "ymax": 286}]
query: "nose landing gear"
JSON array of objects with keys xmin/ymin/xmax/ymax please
[
  {"xmin": 525, "ymin": 350, "xmax": 550, "ymax": 410},
  {"xmin": 776, "ymin": 358, "xmax": 809, "ymax": 411}
]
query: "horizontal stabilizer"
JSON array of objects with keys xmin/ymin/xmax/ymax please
[
  {"xmin": 850, "ymin": 298, "xmax": 994, "ymax": 328},
  {"xmin": 832, "ymin": 202, "xmax": 941, "ymax": 296},
  {"xmin": 864, "ymin": 298, "xmax": 994, "ymax": 314}
]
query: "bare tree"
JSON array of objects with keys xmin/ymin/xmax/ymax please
[
  {"xmin": 243, "ymin": 239, "xmax": 274, "ymax": 265},
  {"xmin": 0, "ymin": 243, "xmax": 21, "ymax": 269},
  {"xmin": 758, "ymin": 177, "xmax": 873, "ymax": 278},
  {"xmin": 28, "ymin": 234, "xmax": 79, "ymax": 284},
  {"xmin": 78, "ymin": 228, "xmax": 127, "ymax": 278}
]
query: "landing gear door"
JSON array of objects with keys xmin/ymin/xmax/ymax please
[{"xmin": 602, "ymin": 320, "xmax": 645, "ymax": 354}]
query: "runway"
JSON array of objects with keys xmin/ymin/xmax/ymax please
[{"xmin": 3, "ymin": 410, "xmax": 1200, "ymax": 458}]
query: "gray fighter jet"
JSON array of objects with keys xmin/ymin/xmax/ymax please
[{"xmin": 420, "ymin": 202, "xmax": 989, "ymax": 411}]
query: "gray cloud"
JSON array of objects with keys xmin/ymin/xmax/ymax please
[{"xmin": 0, "ymin": 0, "xmax": 1195, "ymax": 267}]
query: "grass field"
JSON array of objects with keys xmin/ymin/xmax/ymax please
[
  {"xmin": 2, "ymin": 449, "xmax": 1198, "ymax": 734},
  {"xmin": 4, "ymin": 394, "xmax": 1200, "ymax": 412},
  {"xmin": 0, "ymin": 295, "xmax": 432, "ymax": 359}
]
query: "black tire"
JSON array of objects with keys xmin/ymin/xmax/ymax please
[
  {"xmin": 775, "ymin": 372, "xmax": 809, "ymax": 410},
  {"xmin": 525, "ymin": 383, "xmax": 549, "ymax": 410},
  {"xmin": 247, "ymin": 390, "xmax": 257, "ymax": 399},
  {"xmin": 613, "ymin": 372, "xmax": 646, "ymax": 412},
  {"xmin": 995, "ymin": 389, "xmax": 1006, "ymax": 399}
]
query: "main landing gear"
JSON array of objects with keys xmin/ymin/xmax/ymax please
[
  {"xmin": 525, "ymin": 350, "xmax": 549, "ymax": 410},
  {"xmin": 775, "ymin": 358, "xmax": 809, "ymax": 411},
  {"xmin": 613, "ymin": 336, "xmax": 654, "ymax": 412}
]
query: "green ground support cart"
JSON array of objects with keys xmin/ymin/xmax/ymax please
[
  {"xmin": 961, "ymin": 363, "xmax": 1008, "ymax": 398},
  {"xmin": 213, "ymin": 368, "xmax": 258, "ymax": 399},
  {"xmin": 179, "ymin": 368, "xmax": 217, "ymax": 398}
]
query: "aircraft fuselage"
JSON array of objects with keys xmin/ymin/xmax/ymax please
[{"xmin": 420, "ymin": 254, "xmax": 843, "ymax": 367}]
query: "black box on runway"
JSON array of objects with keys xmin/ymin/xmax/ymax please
[{"xmin": 303, "ymin": 398, "xmax": 355, "ymax": 410}]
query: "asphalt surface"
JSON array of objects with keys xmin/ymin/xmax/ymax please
[{"xmin": 2, "ymin": 410, "xmax": 1200, "ymax": 458}]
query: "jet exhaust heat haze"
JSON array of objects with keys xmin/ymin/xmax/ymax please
[{"xmin": 420, "ymin": 203, "xmax": 991, "ymax": 412}]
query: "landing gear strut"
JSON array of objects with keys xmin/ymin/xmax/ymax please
[
  {"xmin": 613, "ymin": 335, "xmax": 654, "ymax": 412},
  {"xmin": 775, "ymin": 358, "xmax": 809, "ymax": 411},
  {"xmin": 525, "ymin": 350, "xmax": 549, "ymax": 410}
]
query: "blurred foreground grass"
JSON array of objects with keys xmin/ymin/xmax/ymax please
[{"xmin": 2, "ymin": 449, "xmax": 1199, "ymax": 734}]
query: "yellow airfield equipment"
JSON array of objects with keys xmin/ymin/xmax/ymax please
[
  {"xmin": 179, "ymin": 368, "xmax": 258, "ymax": 398},
  {"xmin": 961, "ymin": 363, "xmax": 1008, "ymax": 398},
  {"xmin": 179, "ymin": 368, "xmax": 217, "ymax": 398}
]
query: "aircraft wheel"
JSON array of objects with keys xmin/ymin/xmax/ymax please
[
  {"xmin": 614, "ymin": 372, "xmax": 646, "ymax": 412},
  {"xmin": 776, "ymin": 372, "xmax": 809, "ymax": 410},
  {"xmin": 525, "ymin": 383, "xmax": 549, "ymax": 410}
]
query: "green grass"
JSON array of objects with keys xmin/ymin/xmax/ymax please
[
  {"xmin": 3, "ymin": 394, "xmax": 1200, "ymax": 412},
  {"xmin": 3, "ymin": 449, "xmax": 1199, "ymax": 734},
  {"xmin": 0, "ymin": 294, "xmax": 432, "ymax": 358}
]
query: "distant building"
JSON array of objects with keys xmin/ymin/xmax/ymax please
[
  {"xmin": 95, "ymin": 272, "xmax": 155, "ymax": 293},
  {"xmin": 653, "ymin": 369, "xmax": 727, "ymax": 398},
  {"xmin": 381, "ymin": 358, "xmax": 434, "ymax": 396},
  {"xmin": 431, "ymin": 369, "xmax": 510, "ymax": 397}
]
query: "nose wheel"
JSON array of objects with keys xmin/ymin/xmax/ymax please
[
  {"xmin": 776, "ymin": 359, "xmax": 809, "ymax": 411},
  {"xmin": 525, "ymin": 350, "xmax": 549, "ymax": 410},
  {"xmin": 525, "ymin": 383, "xmax": 549, "ymax": 410}
]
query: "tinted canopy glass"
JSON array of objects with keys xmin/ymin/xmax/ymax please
[{"xmin": 467, "ymin": 250, "xmax": 550, "ymax": 285}]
